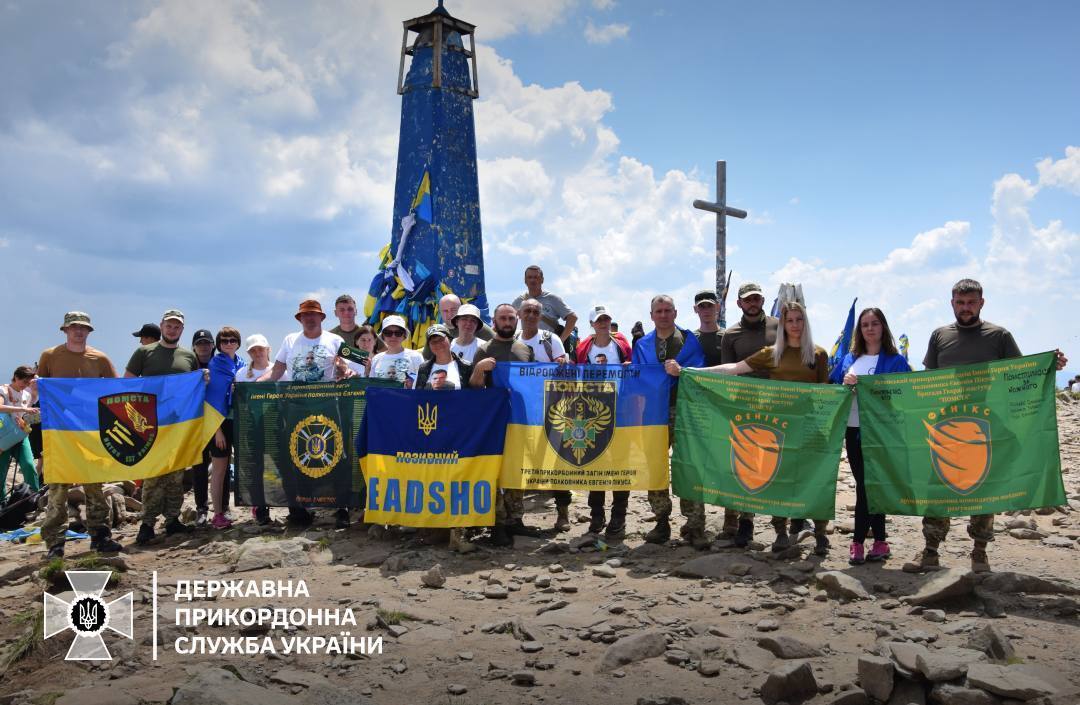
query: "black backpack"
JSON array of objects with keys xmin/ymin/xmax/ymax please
[{"xmin": 0, "ymin": 482, "xmax": 43, "ymax": 531}]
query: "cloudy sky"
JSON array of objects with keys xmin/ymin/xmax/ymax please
[{"xmin": 2, "ymin": 1, "xmax": 1078, "ymax": 380}]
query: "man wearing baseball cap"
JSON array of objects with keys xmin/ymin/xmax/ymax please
[
  {"xmin": 126, "ymin": 309, "xmax": 200, "ymax": 546},
  {"xmin": 715, "ymin": 282, "xmax": 779, "ymax": 548},
  {"xmin": 37, "ymin": 312, "xmax": 123, "ymax": 558},
  {"xmin": 132, "ymin": 323, "xmax": 161, "ymax": 346},
  {"xmin": 262, "ymin": 299, "xmax": 352, "ymax": 528}
]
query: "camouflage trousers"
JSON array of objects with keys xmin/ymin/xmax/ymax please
[
  {"xmin": 42, "ymin": 482, "xmax": 110, "ymax": 549},
  {"xmin": 650, "ymin": 412, "xmax": 706, "ymax": 529},
  {"xmin": 140, "ymin": 469, "xmax": 185, "ymax": 525},
  {"xmin": 922, "ymin": 514, "xmax": 995, "ymax": 545},
  {"xmin": 721, "ymin": 509, "xmax": 755, "ymax": 536},
  {"xmin": 496, "ymin": 489, "xmax": 525, "ymax": 524},
  {"xmin": 771, "ymin": 517, "xmax": 829, "ymax": 535}
]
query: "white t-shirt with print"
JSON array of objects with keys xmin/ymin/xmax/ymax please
[
  {"xmin": 587, "ymin": 340, "xmax": 621, "ymax": 365},
  {"xmin": 370, "ymin": 349, "xmax": 424, "ymax": 382},
  {"xmin": 451, "ymin": 338, "xmax": 479, "ymax": 364},
  {"xmin": 275, "ymin": 331, "xmax": 345, "ymax": 382},
  {"xmin": 520, "ymin": 330, "xmax": 566, "ymax": 363},
  {"xmin": 427, "ymin": 361, "xmax": 462, "ymax": 390},
  {"xmin": 846, "ymin": 354, "xmax": 878, "ymax": 427},
  {"xmin": 234, "ymin": 365, "xmax": 271, "ymax": 383}
]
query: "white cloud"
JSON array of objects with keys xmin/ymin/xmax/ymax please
[
  {"xmin": 478, "ymin": 157, "xmax": 554, "ymax": 226},
  {"xmin": 592, "ymin": 0, "xmax": 616, "ymax": 9},
  {"xmin": 584, "ymin": 20, "xmax": 630, "ymax": 45},
  {"xmin": 1036, "ymin": 145, "xmax": 1080, "ymax": 195},
  {"xmin": 747, "ymin": 210, "xmax": 774, "ymax": 225}
]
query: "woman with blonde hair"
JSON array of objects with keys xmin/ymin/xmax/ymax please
[{"xmin": 667, "ymin": 300, "xmax": 832, "ymax": 554}]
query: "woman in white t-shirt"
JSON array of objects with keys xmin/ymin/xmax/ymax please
[
  {"xmin": 0, "ymin": 365, "xmax": 40, "ymax": 500},
  {"xmin": 828, "ymin": 307, "xmax": 911, "ymax": 566},
  {"xmin": 370, "ymin": 315, "xmax": 423, "ymax": 388},
  {"xmin": 235, "ymin": 335, "xmax": 272, "ymax": 526}
]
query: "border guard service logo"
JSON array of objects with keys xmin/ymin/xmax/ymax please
[
  {"xmin": 729, "ymin": 420, "xmax": 784, "ymax": 494},
  {"xmin": 924, "ymin": 416, "xmax": 992, "ymax": 494},
  {"xmin": 98, "ymin": 393, "xmax": 157, "ymax": 466},
  {"xmin": 43, "ymin": 571, "xmax": 134, "ymax": 660},
  {"xmin": 289, "ymin": 414, "xmax": 344, "ymax": 479},
  {"xmin": 544, "ymin": 380, "xmax": 614, "ymax": 466}
]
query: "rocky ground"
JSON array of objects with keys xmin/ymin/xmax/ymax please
[{"xmin": 1, "ymin": 398, "xmax": 1079, "ymax": 705}]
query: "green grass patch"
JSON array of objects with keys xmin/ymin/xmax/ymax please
[
  {"xmin": 376, "ymin": 608, "xmax": 419, "ymax": 626},
  {"xmin": 1, "ymin": 608, "xmax": 44, "ymax": 670}
]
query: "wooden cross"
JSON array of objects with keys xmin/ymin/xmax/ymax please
[{"xmin": 693, "ymin": 160, "xmax": 747, "ymax": 327}]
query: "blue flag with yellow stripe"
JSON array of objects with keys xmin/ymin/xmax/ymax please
[
  {"xmin": 357, "ymin": 387, "xmax": 509, "ymax": 528},
  {"xmin": 493, "ymin": 363, "xmax": 672, "ymax": 491},
  {"xmin": 38, "ymin": 371, "xmax": 224, "ymax": 484}
]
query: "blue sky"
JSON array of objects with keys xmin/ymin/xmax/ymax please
[{"xmin": 2, "ymin": 1, "xmax": 1078, "ymax": 380}]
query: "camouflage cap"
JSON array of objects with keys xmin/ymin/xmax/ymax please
[
  {"xmin": 60, "ymin": 311, "xmax": 94, "ymax": 331},
  {"xmin": 162, "ymin": 309, "xmax": 185, "ymax": 324},
  {"xmin": 426, "ymin": 323, "xmax": 452, "ymax": 341},
  {"xmin": 738, "ymin": 282, "xmax": 764, "ymax": 299}
]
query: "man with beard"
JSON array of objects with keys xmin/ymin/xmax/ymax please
[
  {"xmin": 127, "ymin": 309, "xmax": 199, "ymax": 546},
  {"xmin": 904, "ymin": 279, "xmax": 1067, "ymax": 574},
  {"xmin": 715, "ymin": 283, "xmax": 779, "ymax": 548},
  {"xmin": 470, "ymin": 303, "xmax": 535, "ymax": 546}
]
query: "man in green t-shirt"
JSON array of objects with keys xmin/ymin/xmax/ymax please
[
  {"xmin": 127, "ymin": 309, "xmax": 200, "ymax": 546},
  {"xmin": 904, "ymin": 279, "xmax": 1068, "ymax": 574},
  {"xmin": 329, "ymin": 293, "xmax": 363, "ymax": 348}
]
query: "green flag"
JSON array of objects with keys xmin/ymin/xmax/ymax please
[
  {"xmin": 857, "ymin": 351, "xmax": 1064, "ymax": 517},
  {"xmin": 672, "ymin": 369, "xmax": 852, "ymax": 519}
]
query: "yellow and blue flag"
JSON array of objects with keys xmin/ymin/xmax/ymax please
[
  {"xmin": 39, "ymin": 371, "xmax": 224, "ymax": 484},
  {"xmin": 357, "ymin": 387, "xmax": 509, "ymax": 528},
  {"xmin": 410, "ymin": 170, "xmax": 433, "ymax": 223},
  {"xmin": 493, "ymin": 363, "xmax": 672, "ymax": 491}
]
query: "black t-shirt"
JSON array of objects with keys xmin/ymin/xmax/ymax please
[{"xmin": 694, "ymin": 328, "xmax": 724, "ymax": 367}]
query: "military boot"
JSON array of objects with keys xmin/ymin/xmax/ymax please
[
  {"xmin": 971, "ymin": 540, "xmax": 991, "ymax": 573},
  {"xmin": 90, "ymin": 527, "xmax": 123, "ymax": 554},
  {"xmin": 588, "ymin": 509, "xmax": 606, "ymax": 535},
  {"xmin": 644, "ymin": 515, "xmax": 670, "ymax": 544},
  {"xmin": 554, "ymin": 506, "xmax": 571, "ymax": 533},
  {"xmin": 605, "ymin": 510, "xmax": 626, "ymax": 540},
  {"xmin": 902, "ymin": 537, "xmax": 943, "ymax": 573}
]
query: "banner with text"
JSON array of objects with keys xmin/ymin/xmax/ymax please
[
  {"xmin": 671, "ymin": 370, "xmax": 852, "ymax": 519},
  {"xmin": 233, "ymin": 378, "xmax": 398, "ymax": 508},
  {"xmin": 857, "ymin": 352, "xmax": 1064, "ymax": 517},
  {"xmin": 358, "ymin": 387, "xmax": 509, "ymax": 528},
  {"xmin": 493, "ymin": 363, "xmax": 672, "ymax": 491}
]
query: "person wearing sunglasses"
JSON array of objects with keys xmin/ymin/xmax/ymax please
[
  {"xmin": 207, "ymin": 327, "xmax": 244, "ymax": 529},
  {"xmin": 369, "ymin": 315, "xmax": 423, "ymax": 388}
]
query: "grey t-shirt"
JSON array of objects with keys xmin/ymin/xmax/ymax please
[
  {"xmin": 923, "ymin": 320, "xmax": 1021, "ymax": 370},
  {"xmin": 511, "ymin": 291, "xmax": 574, "ymax": 333}
]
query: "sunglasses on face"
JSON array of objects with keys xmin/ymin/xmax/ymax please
[
  {"xmin": 219, "ymin": 338, "xmax": 240, "ymax": 345},
  {"xmin": 383, "ymin": 329, "xmax": 406, "ymax": 338}
]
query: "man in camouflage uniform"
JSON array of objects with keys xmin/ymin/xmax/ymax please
[
  {"xmin": 903, "ymin": 279, "xmax": 1067, "ymax": 573},
  {"xmin": 127, "ymin": 310, "xmax": 200, "ymax": 546},
  {"xmin": 632, "ymin": 295, "xmax": 706, "ymax": 547},
  {"xmin": 38, "ymin": 312, "xmax": 124, "ymax": 558}
]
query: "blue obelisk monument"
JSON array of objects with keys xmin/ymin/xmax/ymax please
[{"xmin": 364, "ymin": 2, "xmax": 488, "ymax": 347}]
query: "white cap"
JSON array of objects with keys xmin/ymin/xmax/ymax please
[
  {"xmin": 589, "ymin": 305, "xmax": 612, "ymax": 324},
  {"xmin": 381, "ymin": 315, "xmax": 410, "ymax": 338},
  {"xmin": 245, "ymin": 333, "xmax": 270, "ymax": 351}
]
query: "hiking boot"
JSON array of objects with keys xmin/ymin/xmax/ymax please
[
  {"xmin": 253, "ymin": 506, "xmax": 271, "ymax": 526},
  {"xmin": 509, "ymin": 518, "xmax": 543, "ymax": 538},
  {"xmin": 734, "ymin": 519, "xmax": 754, "ymax": 548},
  {"xmin": 770, "ymin": 530, "xmax": 791, "ymax": 553},
  {"xmin": 644, "ymin": 516, "xmax": 671, "ymax": 544},
  {"xmin": 814, "ymin": 534, "xmax": 830, "ymax": 556},
  {"xmin": 849, "ymin": 542, "xmax": 866, "ymax": 565},
  {"xmin": 165, "ymin": 518, "xmax": 194, "ymax": 535},
  {"xmin": 971, "ymin": 544, "xmax": 991, "ymax": 573},
  {"xmin": 449, "ymin": 528, "xmax": 476, "ymax": 554},
  {"xmin": 287, "ymin": 507, "xmax": 313, "ymax": 527},
  {"xmin": 588, "ymin": 510, "xmax": 607, "ymax": 535},
  {"xmin": 554, "ymin": 506, "xmax": 571, "ymax": 533},
  {"xmin": 489, "ymin": 524, "xmax": 514, "ymax": 548},
  {"xmin": 335, "ymin": 509, "xmax": 350, "ymax": 530},
  {"xmin": 605, "ymin": 513, "xmax": 626, "ymax": 540},
  {"xmin": 867, "ymin": 540, "xmax": 891, "ymax": 561},
  {"xmin": 90, "ymin": 528, "xmax": 122, "ymax": 554},
  {"xmin": 721, "ymin": 513, "xmax": 739, "ymax": 538},
  {"xmin": 902, "ymin": 549, "xmax": 941, "ymax": 573},
  {"xmin": 788, "ymin": 519, "xmax": 806, "ymax": 537},
  {"xmin": 686, "ymin": 527, "xmax": 710, "ymax": 551},
  {"xmin": 45, "ymin": 542, "xmax": 65, "ymax": 560},
  {"xmin": 135, "ymin": 523, "xmax": 155, "ymax": 546}
]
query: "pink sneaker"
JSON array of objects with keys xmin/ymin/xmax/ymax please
[
  {"xmin": 848, "ymin": 542, "xmax": 865, "ymax": 565},
  {"xmin": 868, "ymin": 540, "xmax": 891, "ymax": 561},
  {"xmin": 211, "ymin": 513, "xmax": 233, "ymax": 530}
]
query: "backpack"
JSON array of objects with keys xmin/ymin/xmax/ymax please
[{"xmin": 0, "ymin": 482, "xmax": 41, "ymax": 531}]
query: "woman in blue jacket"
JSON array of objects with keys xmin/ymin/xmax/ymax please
[{"xmin": 829, "ymin": 307, "xmax": 910, "ymax": 565}]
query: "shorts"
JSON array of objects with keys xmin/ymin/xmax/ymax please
[{"xmin": 208, "ymin": 419, "xmax": 234, "ymax": 459}]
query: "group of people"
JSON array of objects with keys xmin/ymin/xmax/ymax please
[{"xmin": 0, "ymin": 266, "xmax": 1068, "ymax": 576}]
